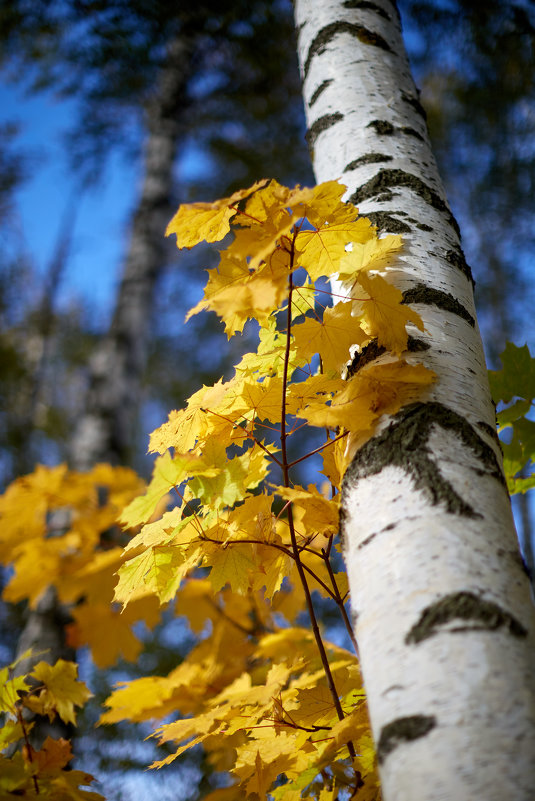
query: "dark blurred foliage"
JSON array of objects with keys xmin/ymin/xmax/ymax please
[{"xmin": 400, "ymin": 0, "xmax": 535, "ymax": 358}]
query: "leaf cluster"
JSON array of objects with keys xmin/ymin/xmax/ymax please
[
  {"xmin": 0, "ymin": 179, "xmax": 435, "ymax": 799},
  {"xmin": 102, "ymin": 179, "xmax": 433, "ymax": 798},
  {"xmin": 0, "ymin": 652, "xmax": 99, "ymax": 799}
]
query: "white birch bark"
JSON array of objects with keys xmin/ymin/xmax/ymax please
[{"xmin": 294, "ymin": 1, "xmax": 535, "ymax": 799}]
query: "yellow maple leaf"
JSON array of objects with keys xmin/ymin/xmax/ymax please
[
  {"xmin": 120, "ymin": 451, "xmax": 219, "ymax": 529},
  {"xmin": 0, "ymin": 667, "xmax": 30, "ymax": 714},
  {"xmin": 295, "ymin": 217, "xmax": 374, "ymax": 281},
  {"xmin": 337, "ymin": 233, "xmax": 402, "ymax": 281},
  {"xmin": 27, "ymin": 660, "xmax": 91, "ymax": 726},
  {"xmin": 235, "ymin": 317, "xmax": 290, "ymax": 379},
  {"xmin": 114, "ymin": 542, "xmax": 201, "ymax": 607},
  {"xmin": 354, "ymin": 272, "xmax": 424, "ymax": 353},
  {"xmin": 67, "ymin": 595, "xmax": 160, "ymax": 668},
  {"xmin": 296, "ymin": 372, "xmax": 379, "ymax": 433},
  {"xmin": 276, "ymin": 485, "xmax": 339, "ymax": 538},
  {"xmin": 286, "ymin": 373, "xmax": 346, "ymax": 417},
  {"xmin": 292, "ymin": 301, "xmax": 368, "ymax": 372},
  {"xmin": 251, "ymin": 544, "xmax": 292, "ymax": 599},
  {"xmin": 291, "ymin": 180, "xmax": 354, "ymax": 228},
  {"xmin": 206, "ymin": 544, "xmax": 256, "ymax": 594},
  {"xmin": 148, "ymin": 378, "xmax": 229, "ymax": 455},
  {"xmin": 221, "ymin": 374, "xmax": 285, "ymax": 427},
  {"xmin": 100, "ymin": 675, "xmax": 180, "ymax": 724},
  {"xmin": 166, "ymin": 179, "xmax": 268, "ymax": 248}
]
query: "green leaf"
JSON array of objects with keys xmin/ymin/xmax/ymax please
[{"xmin": 489, "ymin": 342, "xmax": 535, "ymax": 404}]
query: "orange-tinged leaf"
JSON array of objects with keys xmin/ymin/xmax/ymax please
[
  {"xmin": 27, "ymin": 660, "xmax": 91, "ymax": 726},
  {"xmin": 166, "ymin": 179, "xmax": 268, "ymax": 248},
  {"xmin": 29, "ymin": 737, "xmax": 73, "ymax": 775}
]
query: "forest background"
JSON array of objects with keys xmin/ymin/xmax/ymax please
[{"xmin": 0, "ymin": 0, "xmax": 534, "ymax": 798}]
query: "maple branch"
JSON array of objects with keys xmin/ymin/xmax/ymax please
[
  {"xmin": 206, "ymin": 596, "xmax": 257, "ymax": 637},
  {"xmin": 197, "ymin": 531, "xmax": 335, "ymax": 598},
  {"xmin": 171, "ymin": 485, "xmax": 206, "ymax": 539},
  {"xmin": 322, "ymin": 548, "xmax": 359, "ymax": 658},
  {"xmin": 280, "ymin": 234, "xmax": 357, "ymax": 762},
  {"xmin": 229, "ymin": 204, "xmax": 262, "ymax": 225},
  {"xmin": 16, "ymin": 703, "xmax": 39, "ymax": 795},
  {"xmin": 286, "ymin": 430, "xmax": 348, "ymax": 469},
  {"xmin": 200, "ymin": 408, "xmax": 283, "ymax": 468}
]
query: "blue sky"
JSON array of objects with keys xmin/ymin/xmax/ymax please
[{"xmin": 1, "ymin": 83, "xmax": 138, "ymax": 326}]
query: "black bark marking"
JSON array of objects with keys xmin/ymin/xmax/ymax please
[
  {"xmin": 309, "ymin": 79, "xmax": 333, "ymax": 107},
  {"xmin": 304, "ymin": 22, "xmax": 391, "ymax": 79},
  {"xmin": 403, "ymin": 214, "xmax": 433, "ymax": 232},
  {"xmin": 347, "ymin": 339, "xmax": 387, "ymax": 376},
  {"xmin": 347, "ymin": 336, "xmax": 429, "ymax": 377},
  {"xmin": 377, "ymin": 715, "xmax": 436, "ymax": 764},
  {"xmin": 406, "ymin": 591, "xmax": 528, "ymax": 645},
  {"xmin": 367, "ymin": 120, "xmax": 424, "ymax": 141},
  {"xmin": 305, "ymin": 112, "xmax": 343, "ymax": 150},
  {"xmin": 401, "ymin": 91, "xmax": 427, "ymax": 121},
  {"xmin": 342, "ymin": 0, "xmax": 392, "ymax": 20},
  {"xmin": 402, "ymin": 283, "xmax": 475, "ymax": 328},
  {"xmin": 342, "ymin": 401, "xmax": 506, "ymax": 521},
  {"xmin": 400, "ymin": 125, "xmax": 424, "ymax": 141},
  {"xmin": 407, "ymin": 335, "xmax": 431, "ymax": 353},
  {"xmin": 367, "ymin": 119, "xmax": 395, "ymax": 136},
  {"xmin": 344, "ymin": 153, "xmax": 393, "ymax": 171},
  {"xmin": 349, "ymin": 169, "xmax": 461, "ymax": 238},
  {"xmin": 476, "ymin": 420, "xmax": 500, "ymax": 445},
  {"xmin": 364, "ymin": 211, "xmax": 412, "ymax": 233},
  {"xmin": 357, "ymin": 521, "xmax": 396, "ymax": 550},
  {"xmin": 444, "ymin": 248, "xmax": 475, "ymax": 287}
]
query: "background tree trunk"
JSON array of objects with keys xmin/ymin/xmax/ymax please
[
  {"xmin": 69, "ymin": 34, "xmax": 191, "ymax": 471},
  {"xmin": 294, "ymin": 1, "xmax": 535, "ymax": 799},
  {"xmin": 14, "ymin": 34, "xmax": 192, "ymax": 747}
]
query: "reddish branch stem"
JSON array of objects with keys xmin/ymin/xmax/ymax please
[{"xmin": 281, "ymin": 233, "xmax": 357, "ymax": 762}]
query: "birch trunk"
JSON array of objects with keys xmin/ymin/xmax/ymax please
[{"xmin": 294, "ymin": 1, "xmax": 535, "ymax": 799}]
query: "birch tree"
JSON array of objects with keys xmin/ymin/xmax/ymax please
[{"xmin": 293, "ymin": 1, "xmax": 535, "ymax": 798}]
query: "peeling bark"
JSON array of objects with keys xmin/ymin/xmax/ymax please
[{"xmin": 294, "ymin": 1, "xmax": 535, "ymax": 798}]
